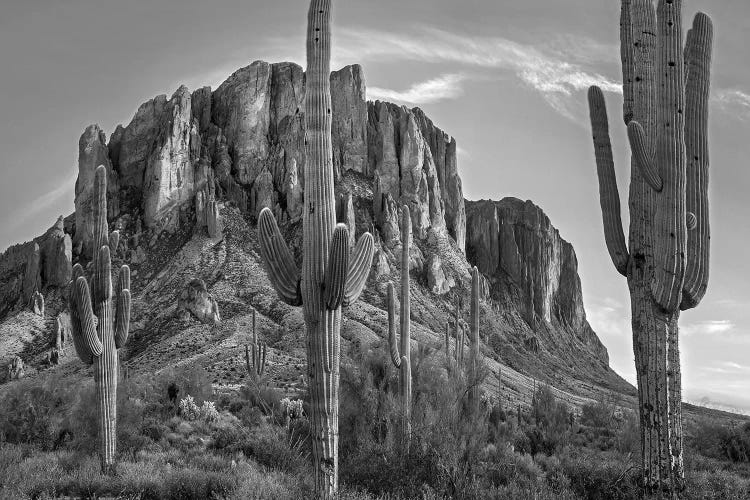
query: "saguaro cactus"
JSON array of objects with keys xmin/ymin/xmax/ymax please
[
  {"xmin": 257, "ymin": 1, "xmax": 375, "ymax": 496},
  {"xmin": 454, "ymin": 295, "xmax": 465, "ymax": 364},
  {"xmin": 386, "ymin": 205, "xmax": 413, "ymax": 452},
  {"xmin": 68, "ymin": 165, "xmax": 131, "ymax": 474},
  {"xmin": 586, "ymin": 0, "xmax": 713, "ymax": 493},
  {"xmin": 245, "ymin": 309, "xmax": 267, "ymax": 379},
  {"xmin": 468, "ymin": 266, "xmax": 481, "ymax": 410}
]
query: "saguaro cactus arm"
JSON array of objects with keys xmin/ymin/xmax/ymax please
[
  {"xmin": 114, "ymin": 265, "xmax": 131, "ymax": 348},
  {"xmin": 681, "ymin": 12, "xmax": 713, "ymax": 311},
  {"xmin": 258, "ymin": 208, "xmax": 303, "ymax": 306},
  {"xmin": 587, "ymin": 87, "xmax": 630, "ymax": 277},
  {"xmin": 70, "ymin": 276, "xmax": 103, "ymax": 361},
  {"xmin": 324, "ymin": 224, "xmax": 350, "ymax": 310},
  {"xmin": 342, "ymin": 233, "xmax": 375, "ymax": 307},
  {"xmin": 650, "ymin": 0, "xmax": 688, "ymax": 313}
]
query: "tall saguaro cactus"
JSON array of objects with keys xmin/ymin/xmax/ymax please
[
  {"xmin": 245, "ymin": 309, "xmax": 267, "ymax": 380},
  {"xmin": 454, "ymin": 295, "xmax": 465, "ymax": 364},
  {"xmin": 468, "ymin": 266, "xmax": 480, "ymax": 410},
  {"xmin": 257, "ymin": 0, "xmax": 375, "ymax": 496},
  {"xmin": 386, "ymin": 205, "xmax": 413, "ymax": 452},
  {"xmin": 68, "ymin": 165, "xmax": 131, "ymax": 474},
  {"xmin": 587, "ymin": 0, "xmax": 713, "ymax": 493}
]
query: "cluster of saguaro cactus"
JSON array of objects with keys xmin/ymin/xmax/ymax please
[
  {"xmin": 386, "ymin": 205, "xmax": 413, "ymax": 452},
  {"xmin": 586, "ymin": 0, "xmax": 713, "ymax": 493},
  {"xmin": 257, "ymin": 0, "xmax": 375, "ymax": 496},
  {"xmin": 68, "ymin": 165, "xmax": 131, "ymax": 474},
  {"xmin": 245, "ymin": 309, "xmax": 267, "ymax": 380}
]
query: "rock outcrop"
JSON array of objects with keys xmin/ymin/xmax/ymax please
[
  {"xmin": 369, "ymin": 101, "xmax": 465, "ymax": 251},
  {"xmin": 22, "ymin": 243, "xmax": 41, "ymax": 303},
  {"xmin": 75, "ymin": 125, "xmax": 119, "ymax": 257},
  {"xmin": 73, "ymin": 61, "xmax": 465, "ymax": 255},
  {"xmin": 177, "ymin": 279, "xmax": 221, "ymax": 325},
  {"xmin": 107, "ymin": 86, "xmax": 198, "ymax": 228},
  {"xmin": 466, "ymin": 198, "xmax": 607, "ymax": 363},
  {"xmin": 41, "ymin": 217, "xmax": 72, "ymax": 287},
  {"xmin": 331, "ymin": 65, "xmax": 368, "ymax": 176}
]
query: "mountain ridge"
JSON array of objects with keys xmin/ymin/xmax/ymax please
[{"xmin": 0, "ymin": 60, "xmax": 633, "ymax": 415}]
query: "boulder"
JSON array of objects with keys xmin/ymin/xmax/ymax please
[
  {"xmin": 427, "ymin": 254, "xmax": 454, "ymax": 295},
  {"xmin": 177, "ymin": 279, "xmax": 221, "ymax": 325}
]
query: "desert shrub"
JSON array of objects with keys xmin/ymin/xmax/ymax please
[
  {"xmin": 580, "ymin": 398, "xmax": 617, "ymax": 429},
  {"xmin": 200, "ymin": 401, "xmax": 220, "ymax": 423},
  {"xmin": 518, "ymin": 385, "xmax": 572, "ymax": 455},
  {"xmin": 157, "ymin": 365, "xmax": 214, "ymax": 412},
  {"xmin": 559, "ymin": 447, "xmax": 639, "ymax": 500},
  {"xmin": 690, "ymin": 419, "xmax": 750, "ymax": 463},
  {"xmin": 337, "ymin": 341, "xmax": 497, "ymax": 498},
  {"xmin": 0, "ymin": 377, "xmax": 78, "ymax": 450},
  {"xmin": 685, "ymin": 468, "xmax": 750, "ymax": 500},
  {"xmin": 159, "ymin": 467, "xmax": 238, "ymax": 500},
  {"xmin": 614, "ymin": 409, "xmax": 639, "ymax": 455},
  {"xmin": 237, "ymin": 383, "xmax": 284, "ymax": 423},
  {"xmin": 484, "ymin": 444, "xmax": 543, "ymax": 490},
  {"xmin": 228, "ymin": 422, "xmax": 307, "ymax": 473},
  {"xmin": 179, "ymin": 394, "xmax": 201, "ymax": 420}
]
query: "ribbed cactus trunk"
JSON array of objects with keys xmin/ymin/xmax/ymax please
[
  {"xmin": 256, "ymin": 2, "xmax": 375, "ymax": 496},
  {"xmin": 386, "ymin": 206, "xmax": 413, "ymax": 453},
  {"xmin": 468, "ymin": 267, "xmax": 480, "ymax": 411},
  {"xmin": 69, "ymin": 166, "xmax": 131, "ymax": 474},
  {"xmin": 454, "ymin": 295, "xmax": 463, "ymax": 364},
  {"xmin": 304, "ymin": 2, "xmax": 340, "ymax": 494},
  {"xmin": 587, "ymin": 1, "xmax": 712, "ymax": 494}
]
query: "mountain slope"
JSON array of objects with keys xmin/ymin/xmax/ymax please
[{"xmin": 0, "ymin": 61, "xmax": 632, "ymax": 415}]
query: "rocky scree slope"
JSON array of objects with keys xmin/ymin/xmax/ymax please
[{"xmin": 0, "ymin": 60, "xmax": 632, "ymax": 412}]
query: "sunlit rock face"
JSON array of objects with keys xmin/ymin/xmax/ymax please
[
  {"xmin": 466, "ymin": 198, "xmax": 608, "ymax": 364},
  {"xmin": 106, "ymin": 86, "xmax": 197, "ymax": 228},
  {"xmin": 69, "ymin": 61, "xmax": 465, "ymax": 253}
]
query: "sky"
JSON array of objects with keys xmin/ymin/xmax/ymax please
[{"xmin": 0, "ymin": 0, "xmax": 748, "ymax": 412}]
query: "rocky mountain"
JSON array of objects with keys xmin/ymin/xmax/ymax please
[{"xmin": 0, "ymin": 60, "xmax": 634, "ymax": 412}]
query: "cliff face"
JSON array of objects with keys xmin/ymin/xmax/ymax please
[
  {"xmin": 0, "ymin": 60, "xmax": 618, "ymax": 394},
  {"xmin": 466, "ymin": 198, "xmax": 608, "ymax": 364}
]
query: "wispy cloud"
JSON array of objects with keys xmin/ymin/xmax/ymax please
[
  {"xmin": 330, "ymin": 26, "xmax": 621, "ymax": 120},
  {"xmin": 369, "ymin": 73, "xmax": 467, "ymax": 104},
  {"xmin": 6, "ymin": 171, "xmax": 76, "ymax": 232},
  {"xmin": 682, "ymin": 320, "xmax": 735, "ymax": 337},
  {"xmin": 714, "ymin": 89, "xmax": 750, "ymax": 121}
]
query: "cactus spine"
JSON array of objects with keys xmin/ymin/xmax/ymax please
[
  {"xmin": 257, "ymin": 1, "xmax": 375, "ymax": 496},
  {"xmin": 386, "ymin": 206, "xmax": 413, "ymax": 452},
  {"xmin": 469, "ymin": 266, "xmax": 480, "ymax": 410},
  {"xmin": 587, "ymin": 1, "xmax": 712, "ymax": 492},
  {"xmin": 68, "ymin": 165, "xmax": 131, "ymax": 474}
]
